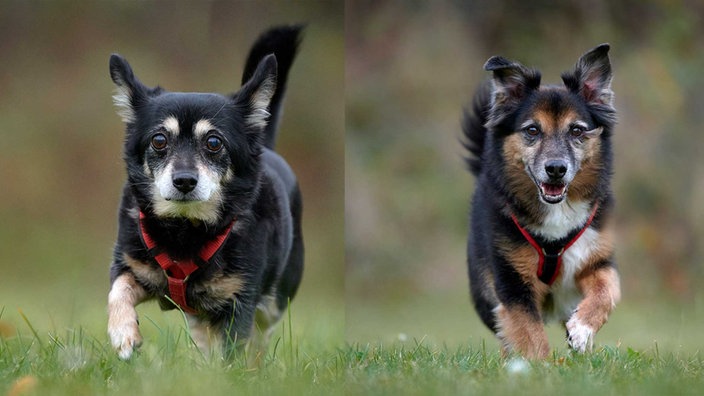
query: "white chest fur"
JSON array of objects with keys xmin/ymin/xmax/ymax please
[
  {"xmin": 545, "ymin": 227, "xmax": 600, "ymax": 322},
  {"xmin": 529, "ymin": 200, "xmax": 591, "ymax": 241},
  {"xmin": 529, "ymin": 201, "xmax": 599, "ymax": 322}
]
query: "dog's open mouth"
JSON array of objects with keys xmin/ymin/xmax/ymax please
[{"xmin": 539, "ymin": 182, "xmax": 568, "ymax": 204}]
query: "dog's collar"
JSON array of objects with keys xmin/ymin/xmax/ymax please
[
  {"xmin": 138, "ymin": 212, "xmax": 234, "ymax": 313},
  {"xmin": 510, "ymin": 203, "xmax": 599, "ymax": 285}
]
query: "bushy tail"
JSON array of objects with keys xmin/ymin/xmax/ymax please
[
  {"xmin": 242, "ymin": 25, "xmax": 303, "ymax": 150},
  {"xmin": 461, "ymin": 81, "xmax": 492, "ymax": 176}
]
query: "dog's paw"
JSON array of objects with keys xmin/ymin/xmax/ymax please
[
  {"xmin": 108, "ymin": 316, "xmax": 142, "ymax": 360},
  {"xmin": 566, "ymin": 316, "xmax": 594, "ymax": 353}
]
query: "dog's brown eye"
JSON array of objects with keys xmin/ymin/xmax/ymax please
[
  {"xmin": 570, "ymin": 126, "xmax": 585, "ymax": 137},
  {"xmin": 524, "ymin": 126, "xmax": 540, "ymax": 136},
  {"xmin": 206, "ymin": 136, "xmax": 223, "ymax": 152},
  {"xmin": 151, "ymin": 133, "xmax": 167, "ymax": 151}
]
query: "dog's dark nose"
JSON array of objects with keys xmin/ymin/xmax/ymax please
[
  {"xmin": 545, "ymin": 160, "xmax": 567, "ymax": 180},
  {"xmin": 172, "ymin": 171, "xmax": 198, "ymax": 193}
]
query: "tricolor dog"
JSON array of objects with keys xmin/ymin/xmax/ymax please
[
  {"xmin": 107, "ymin": 26, "xmax": 304, "ymax": 360},
  {"xmin": 463, "ymin": 44, "xmax": 620, "ymax": 358}
]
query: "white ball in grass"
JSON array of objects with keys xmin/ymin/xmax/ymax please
[{"xmin": 505, "ymin": 357, "xmax": 531, "ymax": 375}]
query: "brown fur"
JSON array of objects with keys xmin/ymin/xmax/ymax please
[
  {"xmin": 502, "ymin": 134, "xmax": 542, "ymax": 216},
  {"xmin": 123, "ymin": 253, "xmax": 167, "ymax": 289},
  {"xmin": 496, "ymin": 237, "xmax": 550, "ymax": 298},
  {"xmin": 495, "ymin": 304, "xmax": 550, "ymax": 359},
  {"xmin": 567, "ymin": 136, "xmax": 603, "ymax": 202},
  {"xmin": 574, "ymin": 266, "xmax": 621, "ymax": 330},
  {"xmin": 531, "ymin": 105, "xmax": 574, "ymax": 133}
]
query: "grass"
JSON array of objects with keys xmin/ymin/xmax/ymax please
[{"xmin": 1, "ymin": 304, "xmax": 703, "ymax": 396}]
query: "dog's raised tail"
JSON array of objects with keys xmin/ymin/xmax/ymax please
[
  {"xmin": 462, "ymin": 81, "xmax": 492, "ymax": 176},
  {"xmin": 242, "ymin": 25, "xmax": 303, "ymax": 150}
]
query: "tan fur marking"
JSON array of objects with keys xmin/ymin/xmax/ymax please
[
  {"xmin": 198, "ymin": 274, "xmax": 245, "ymax": 301},
  {"xmin": 503, "ymin": 133, "xmax": 527, "ymax": 166},
  {"xmin": 573, "ymin": 266, "xmax": 621, "ymax": 331},
  {"xmin": 499, "ymin": 241, "xmax": 537, "ymax": 281},
  {"xmin": 223, "ymin": 168, "xmax": 234, "ymax": 183},
  {"xmin": 123, "ymin": 253, "xmax": 166, "ymax": 289},
  {"xmin": 108, "ymin": 272, "xmax": 148, "ymax": 359},
  {"xmin": 193, "ymin": 119, "xmax": 215, "ymax": 139},
  {"xmin": 569, "ymin": 137, "xmax": 602, "ymax": 201},
  {"xmin": 112, "ymin": 86, "xmax": 135, "ymax": 123},
  {"xmin": 502, "ymin": 134, "xmax": 541, "ymax": 215},
  {"xmin": 162, "ymin": 116, "xmax": 180, "ymax": 136},
  {"xmin": 247, "ymin": 76, "xmax": 275, "ymax": 129},
  {"xmin": 581, "ymin": 129, "xmax": 602, "ymax": 158},
  {"xmin": 495, "ymin": 304, "xmax": 550, "ymax": 359},
  {"xmin": 496, "ymin": 238, "xmax": 549, "ymax": 297},
  {"xmin": 532, "ymin": 110, "xmax": 557, "ymax": 134}
]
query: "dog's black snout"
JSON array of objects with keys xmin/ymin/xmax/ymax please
[
  {"xmin": 172, "ymin": 171, "xmax": 198, "ymax": 193},
  {"xmin": 545, "ymin": 160, "xmax": 568, "ymax": 180}
]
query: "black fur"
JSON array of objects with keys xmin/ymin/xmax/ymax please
[
  {"xmin": 242, "ymin": 25, "xmax": 304, "ymax": 149},
  {"xmin": 463, "ymin": 44, "xmax": 618, "ymax": 354},
  {"xmin": 108, "ymin": 25, "xmax": 304, "ymax": 355}
]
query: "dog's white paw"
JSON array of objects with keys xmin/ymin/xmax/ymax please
[
  {"xmin": 108, "ymin": 316, "xmax": 142, "ymax": 360},
  {"xmin": 566, "ymin": 316, "xmax": 594, "ymax": 353}
]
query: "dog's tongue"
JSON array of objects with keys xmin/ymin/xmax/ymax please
[{"xmin": 541, "ymin": 183, "xmax": 566, "ymax": 196}]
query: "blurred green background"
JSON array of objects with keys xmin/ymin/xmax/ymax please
[
  {"xmin": 346, "ymin": 1, "xmax": 704, "ymax": 351},
  {"xmin": 1, "ymin": 0, "xmax": 703, "ymax": 361},
  {"xmin": 0, "ymin": 1, "xmax": 344, "ymax": 346}
]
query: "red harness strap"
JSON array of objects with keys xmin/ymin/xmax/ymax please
[
  {"xmin": 510, "ymin": 204, "xmax": 599, "ymax": 285},
  {"xmin": 139, "ymin": 212, "xmax": 233, "ymax": 314}
]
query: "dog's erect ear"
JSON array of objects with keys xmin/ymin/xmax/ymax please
[
  {"xmin": 562, "ymin": 44, "xmax": 613, "ymax": 107},
  {"xmin": 484, "ymin": 56, "xmax": 541, "ymax": 109},
  {"xmin": 237, "ymin": 54, "xmax": 278, "ymax": 131},
  {"xmin": 109, "ymin": 54, "xmax": 148, "ymax": 123}
]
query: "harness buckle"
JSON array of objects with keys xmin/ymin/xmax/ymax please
[{"xmin": 541, "ymin": 247, "xmax": 565, "ymax": 258}]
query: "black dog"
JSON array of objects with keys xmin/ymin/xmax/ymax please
[
  {"xmin": 464, "ymin": 45, "xmax": 620, "ymax": 358},
  {"xmin": 107, "ymin": 26, "xmax": 304, "ymax": 360}
]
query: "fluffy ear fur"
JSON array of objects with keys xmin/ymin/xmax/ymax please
[
  {"xmin": 562, "ymin": 44, "xmax": 613, "ymax": 107},
  {"xmin": 109, "ymin": 54, "xmax": 149, "ymax": 123},
  {"xmin": 237, "ymin": 54, "xmax": 278, "ymax": 131},
  {"xmin": 484, "ymin": 56, "xmax": 541, "ymax": 110}
]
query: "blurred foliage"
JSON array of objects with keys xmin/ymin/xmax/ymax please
[
  {"xmin": 0, "ymin": 0, "xmax": 344, "ymax": 336},
  {"xmin": 346, "ymin": 0, "xmax": 704, "ymax": 324}
]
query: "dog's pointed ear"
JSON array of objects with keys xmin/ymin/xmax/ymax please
[
  {"xmin": 562, "ymin": 44, "xmax": 613, "ymax": 107},
  {"xmin": 236, "ymin": 54, "xmax": 278, "ymax": 131},
  {"xmin": 109, "ymin": 54, "xmax": 149, "ymax": 124},
  {"xmin": 485, "ymin": 56, "xmax": 541, "ymax": 109}
]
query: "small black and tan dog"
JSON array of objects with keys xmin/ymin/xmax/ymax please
[
  {"xmin": 107, "ymin": 26, "xmax": 304, "ymax": 360},
  {"xmin": 463, "ymin": 44, "xmax": 620, "ymax": 359}
]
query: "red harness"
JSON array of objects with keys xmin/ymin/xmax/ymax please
[
  {"xmin": 139, "ymin": 212, "xmax": 233, "ymax": 314},
  {"xmin": 510, "ymin": 204, "xmax": 599, "ymax": 285}
]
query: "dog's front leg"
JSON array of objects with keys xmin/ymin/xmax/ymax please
[
  {"xmin": 495, "ymin": 303, "xmax": 550, "ymax": 359},
  {"xmin": 566, "ymin": 265, "xmax": 621, "ymax": 352},
  {"xmin": 220, "ymin": 295, "xmax": 258, "ymax": 361},
  {"xmin": 108, "ymin": 272, "xmax": 147, "ymax": 359},
  {"xmin": 187, "ymin": 315, "xmax": 223, "ymax": 358}
]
